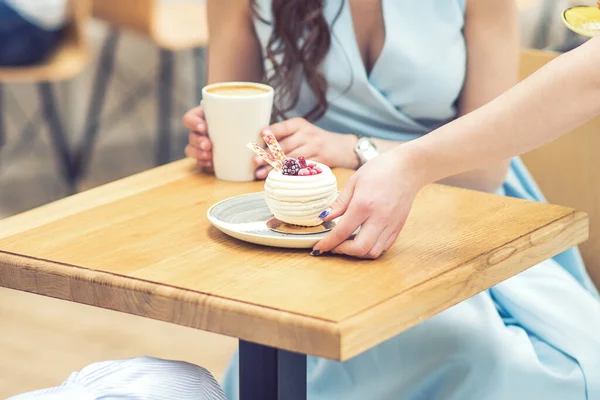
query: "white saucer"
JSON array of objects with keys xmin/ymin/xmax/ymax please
[{"xmin": 207, "ymin": 192, "xmax": 335, "ymax": 249}]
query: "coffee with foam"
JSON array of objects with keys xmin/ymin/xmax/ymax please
[{"xmin": 205, "ymin": 84, "xmax": 270, "ymax": 97}]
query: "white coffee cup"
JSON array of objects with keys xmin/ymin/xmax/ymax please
[{"xmin": 201, "ymin": 82, "xmax": 274, "ymax": 182}]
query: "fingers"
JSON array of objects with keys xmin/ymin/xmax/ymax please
[
  {"xmin": 285, "ymin": 145, "xmax": 314, "ymax": 161},
  {"xmin": 313, "ymin": 211, "xmax": 366, "ymax": 254},
  {"xmin": 183, "ymin": 106, "xmax": 206, "ymax": 132},
  {"xmin": 253, "ymin": 148, "xmax": 274, "ymax": 179},
  {"xmin": 324, "ymin": 222, "xmax": 402, "ymax": 259},
  {"xmin": 255, "ymin": 164, "xmax": 273, "ymax": 180},
  {"xmin": 359, "ymin": 224, "xmax": 402, "ymax": 259},
  {"xmin": 197, "ymin": 161, "xmax": 214, "ymax": 169},
  {"xmin": 353, "ymin": 224, "xmax": 399, "ymax": 259},
  {"xmin": 330, "ymin": 218, "xmax": 386, "ymax": 259},
  {"xmin": 383, "ymin": 226, "xmax": 402, "ymax": 250},
  {"xmin": 266, "ymin": 118, "xmax": 306, "ymax": 140},
  {"xmin": 278, "ymin": 133, "xmax": 309, "ymax": 156},
  {"xmin": 196, "ymin": 161, "xmax": 214, "ymax": 174},
  {"xmin": 312, "ymin": 197, "xmax": 367, "ymax": 254},
  {"xmin": 185, "ymin": 144, "xmax": 212, "ymax": 163},
  {"xmin": 321, "ymin": 178, "xmax": 357, "ymax": 222},
  {"xmin": 253, "ymin": 156, "xmax": 267, "ymax": 167},
  {"xmin": 189, "ymin": 132, "xmax": 212, "ymax": 151},
  {"xmin": 187, "ymin": 131, "xmax": 213, "ymax": 164}
]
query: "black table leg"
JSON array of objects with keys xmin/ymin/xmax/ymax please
[{"xmin": 239, "ymin": 340, "xmax": 307, "ymax": 400}]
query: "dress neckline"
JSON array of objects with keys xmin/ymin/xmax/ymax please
[{"xmin": 342, "ymin": 0, "xmax": 390, "ymax": 81}]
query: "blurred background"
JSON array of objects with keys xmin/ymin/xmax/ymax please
[
  {"xmin": 0, "ymin": 0, "xmax": 206, "ymax": 218},
  {"xmin": 0, "ymin": 0, "xmax": 596, "ymax": 397}
]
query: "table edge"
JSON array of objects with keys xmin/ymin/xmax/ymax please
[
  {"xmin": 0, "ymin": 251, "xmax": 343, "ymax": 360},
  {"xmin": 336, "ymin": 210, "xmax": 589, "ymax": 360},
  {"xmin": 0, "ymin": 211, "xmax": 587, "ymax": 361}
]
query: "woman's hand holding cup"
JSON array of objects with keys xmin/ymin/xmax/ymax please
[{"xmin": 183, "ymin": 105, "xmax": 214, "ymax": 172}]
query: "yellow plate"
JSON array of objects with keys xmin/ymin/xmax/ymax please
[{"xmin": 562, "ymin": 6, "xmax": 600, "ymax": 38}]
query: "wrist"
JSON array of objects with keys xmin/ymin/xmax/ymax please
[
  {"xmin": 336, "ymin": 133, "xmax": 361, "ymax": 170},
  {"xmin": 390, "ymin": 142, "xmax": 431, "ymax": 189}
]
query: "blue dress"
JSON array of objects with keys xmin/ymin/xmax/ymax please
[{"xmin": 222, "ymin": 1, "xmax": 600, "ymax": 399}]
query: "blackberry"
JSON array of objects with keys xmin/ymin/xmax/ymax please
[{"xmin": 282, "ymin": 158, "xmax": 301, "ymax": 175}]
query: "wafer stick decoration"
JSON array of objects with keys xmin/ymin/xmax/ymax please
[
  {"xmin": 262, "ymin": 130, "xmax": 286, "ymax": 164},
  {"xmin": 247, "ymin": 130, "xmax": 286, "ymax": 172},
  {"xmin": 246, "ymin": 142, "xmax": 283, "ymax": 171}
]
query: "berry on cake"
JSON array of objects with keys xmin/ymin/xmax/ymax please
[{"xmin": 247, "ymin": 131, "xmax": 338, "ymax": 227}]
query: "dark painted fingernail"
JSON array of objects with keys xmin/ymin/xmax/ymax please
[
  {"xmin": 318, "ymin": 208, "xmax": 332, "ymax": 219},
  {"xmin": 310, "ymin": 250, "xmax": 321, "ymax": 256}
]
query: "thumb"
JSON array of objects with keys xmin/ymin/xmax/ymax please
[
  {"xmin": 265, "ymin": 118, "xmax": 306, "ymax": 141},
  {"xmin": 319, "ymin": 178, "xmax": 356, "ymax": 221}
]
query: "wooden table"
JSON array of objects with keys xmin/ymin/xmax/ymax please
[{"xmin": 0, "ymin": 159, "xmax": 588, "ymax": 399}]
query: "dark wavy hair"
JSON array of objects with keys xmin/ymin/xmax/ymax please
[{"xmin": 251, "ymin": 0, "xmax": 343, "ymax": 121}]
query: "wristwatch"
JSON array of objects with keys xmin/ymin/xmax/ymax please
[{"xmin": 353, "ymin": 135, "xmax": 380, "ymax": 166}]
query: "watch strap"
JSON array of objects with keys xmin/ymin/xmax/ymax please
[{"xmin": 354, "ymin": 135, "xmax": 379, "ymax": 166}]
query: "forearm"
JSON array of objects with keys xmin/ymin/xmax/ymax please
[
  {"xmin": 372, "ymin": 137, "xmax": 509, "ymax": 193},
  {"xmin": 401, "ymin": 37, "xmax": 600, "ymax": 187},
  {"xmin": 371, "ymin": 137, "xmax": 403, "ymax": 153}
]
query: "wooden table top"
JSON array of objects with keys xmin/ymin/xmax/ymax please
[{"xmin": 0, "ymin": 159, "xmax": 588, "ymax": 361}]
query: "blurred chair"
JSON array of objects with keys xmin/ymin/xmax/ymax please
[
  {"xmin": 519, "ymin": 48, "xmax": 600, "ymax": 289},
  {"xmin": 0, "ymin": 0, "xmax": 92, "ymax": 190},
  {"xmin": 530, "ymin": 0, "xmax": 590, "ymax": 52},
  {"xmin": 78, "ymin": 0, "xmax": 208, "ymax": 177}
]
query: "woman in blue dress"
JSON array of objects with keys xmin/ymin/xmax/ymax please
[
  {"xmin": 10, "ymin": 1, "xmax": 600, "ymax": 399},
  {"xmin": 183, "ymin": 0, "xmax": 600, "ymax": 399},
  {"xmin": 11, "ymin": 26, "xmax": 600, "ymax": 400}
]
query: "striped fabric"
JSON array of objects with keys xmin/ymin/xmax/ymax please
[{"xmin": 8, "ymin": 356, "xmax": 227, "ymax": 400}]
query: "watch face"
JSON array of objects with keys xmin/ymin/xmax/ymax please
[
  {"xmin": 358, "ymin": 140, "xmax": 372, "ymax": 152},
  {"xmin": 356, "ymin": 137, "xmax": 379, "ymax": 163},
  {"xmin": 358, "ymin": 138, "xmax": 379, "ymax": 160}
]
